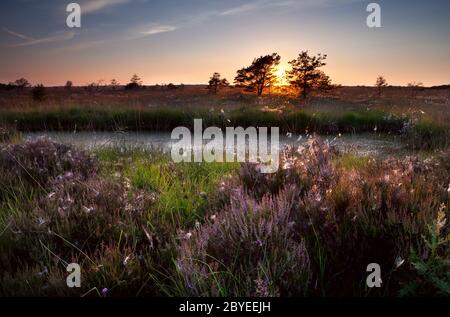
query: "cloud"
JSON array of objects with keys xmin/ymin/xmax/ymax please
[
  {"xmin": 140, "ymin": 24, "xmax": 177, "ymax": 36},
  {"xmin": 3, "ymin": 27, "xmax": 76, "ymax": 47},
  {"xmin": 81, "ymin": 0, "xmax": 130, "ymax": 14},
  {"xmin": 219, "ymin": 0, "xmax": 362, "ymax": 16},
  {"xmin": 2, "ymin": 27, "xmax": 33, "ymax": 41}
]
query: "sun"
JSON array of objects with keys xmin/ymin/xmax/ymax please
[{"xmin": 273, "ymin": 66, "xmax": 289, "ymax": 86}]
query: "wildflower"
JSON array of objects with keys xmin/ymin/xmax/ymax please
[
  {"xmin": 338, "ymin": 133, "xmax": 342, "ymax": 137},
  {"xmin": 195, "ymin": 221, "xmax": 201, "ymax": 229},
  {"xmin": 36, "ymin": 267, "xmax": 48, "ymax": 276},
  {"xmin": 436, "ymin": 203, "xmax": 447, "ymax": 235},
  {"xmin": 373, "ymin": 126, "xmax": 378, "ymax": 132},
  {"xmin": 37, "ymin": 217, "xmax": 47, "ymax": 226},
  {"xmin": 447, "ymin": 183, "xmax": 450, "ymax": 193},
  {"xmin": 286, "ymin": 132, "xmax": 292, "ymax": 138},
  {"xmin": 47, "ymin": 192, "xmax": 56, "ymax": 199},
  {"xmin": 185, "ymin": 232, "xmax": 192, "ymax": 240},
  {"xmin": 101, "ymin": 288, "xmax": 108, "ymax": 296},
  {"xmin": 210, "ymin": 214, "xmax": 216, "ymax": 221},
  {"xmin": 82, "ymin": 206, "xmax": 94, "ymax": 214},
  {"xmin": 123, "ymin": 255, "xmax": 132, "ymax": 266},
  {"xmin": 254, "ymin": 239, "xmax": 263, "ymax": 247},
  {"xmin": 254, "ymin": 278, "xmax": 270, "ymax": 297},
  {"xmin": 395, "ymin": 256, "xmax": 405, "ymax": 269}
]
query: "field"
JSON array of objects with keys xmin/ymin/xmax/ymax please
[{"xmin": 0, "ymin": 86, "xmax": 449, "ymax": 296}]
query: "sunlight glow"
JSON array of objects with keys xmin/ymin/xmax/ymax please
[{"xmin": 274, "ymin": 66, "xmax": 289, "ymax": 86}]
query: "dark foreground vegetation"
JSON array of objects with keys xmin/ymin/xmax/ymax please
[{"xmin": 0, "ymin": 138, "xmax": 448, "ymax": 296}]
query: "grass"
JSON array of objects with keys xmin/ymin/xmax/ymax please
[
  {"xmin": 0, "ymin": 138, "xmax": 448, "ymax": 297},
  {"xmin": 0, "ymin": 106, "xmax": 406, "ymax": 135},
  {"xmin": 333, "ymin": 153, "xmax": 370, "ymax": 170},
  {"xmin": 95, "ymin": 148, "xmax": 239, "ymax": 226}
]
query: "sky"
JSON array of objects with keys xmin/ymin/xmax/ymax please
[{"xmin": 0, "ymin": 0, "xmax": 449, "ymax": 86}]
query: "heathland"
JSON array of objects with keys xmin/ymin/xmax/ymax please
[{"xmin": 0, "ymin": 85, "xmax": 449, "ymax": 296}]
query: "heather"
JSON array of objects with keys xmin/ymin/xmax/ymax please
[{"xmin": 0, "ymin": 138, "xmax": 448, "ymax": 296}]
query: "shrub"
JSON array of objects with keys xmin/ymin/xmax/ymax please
[
  {"xmin": 31, "ymin": 84, "xmax": 46, "ymax": 102},
  {"xmin": 176, "ymin": 188, "xmax": 311, "ymax": 296},
  {"xmin": 200, "ymin": 138, "xmax": 449, "ymax": 296},
  {"xmin": 0, "ymin": 138, "xmax": 98, "ymax": 186}
]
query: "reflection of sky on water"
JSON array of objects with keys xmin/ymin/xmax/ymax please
[{"xmin": 25, "ymin": 131, "xmax": 404, "ymax": 158}]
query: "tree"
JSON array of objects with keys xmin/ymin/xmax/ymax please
[
  {"xmin": 287, "ymin": 51, "xmax": 329, "ymax": 99},
  {"xmin": 31, "ymin": 84, "xmax": 46, "ymax": 102},
  {"xmin": 65, "ymin": 81, "xmax": 73, "ymax": 90},
  {"xmin": 110, "ymin": 79, "xmax": 119, "ymax": 90},
  {"xmin": 125, "ymin": 74, "xmax": 142, "ymax": 90},
  {"xmin": 375, "ymin": 76, "xmax": 388, "ymax": 97},
  {"xmin": 407, "ymin": 81, "xmax": 423, "ymax": 98},
  {"xmin": 234, "ymin": 53, "xmax": 280, "ymax": 96},
  {"xmin": 167, "ymin": 83, "xmax": 178, "ymax": 90},
  {"xmin": 208, "ymin": 72, "xmax": 229, "ymax": 94},
  {"xmin": 13, "ymin": 78, "xmax": 31, "ymax": 89}
]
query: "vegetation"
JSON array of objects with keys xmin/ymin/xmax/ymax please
[
  {"xmin": 207, "ymin": 72, "xmax": 229, "ymax": 94},
  {"xmin": 234, "ymin": 53, "xmax": 281, "ymax": 96},
  {"xmin": 125, "ymin": 74, "xmax": 143, "ymax": 90},
  {"xmin": 0, "ymin": 138, "xmax": 447, "ymax": 296},
  {"xmin": 376, "ymin": 76, "xmax": 388, "ymax": 97},
  {"xmin": 287, "ymin": 51, "xmax": 331, "ymax": 98}
]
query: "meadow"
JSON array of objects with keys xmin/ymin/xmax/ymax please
[{"xmin": 0, "ymin": 85, "xmax": 449, "ymax": 296}]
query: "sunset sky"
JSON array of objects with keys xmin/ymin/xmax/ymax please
[{"xmin": 1, "ymin": 0, "xmax": 449, "ymax": 86}]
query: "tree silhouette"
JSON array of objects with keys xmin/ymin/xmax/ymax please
[
  {"xmin": 375, "ymin": 76, "xmax": 388, "ymax": 97},
  {"xmin": 110, "ymin": 79, "xmax": 119, "ymax": 90},
  {"xmin": 32, "ymin": 84, "xmax": 46, "ymax": 102},
  {"xmin": 234, "ymin": 53, "xmax": 280, "ymax": 96},
  {"xmin": 208, "ymin": 72, "xmax": 229, "ymax": 94},
  {"xmin": 125, "ymin": 74, "xmax": 142, "ymax": 90},
  {"xmin": 407, "ymin": 81, "xmax": 423, "ymax": 98},
  {"xmin": 287, "ymin": 51, "xmax": 329, "ymax": 99},
  {"xmin": 65, "ymin": 81, "xmax": 73, "ymax": 90},
  {"xmin": 13, "ymin": 78, "xmax": 31, "ymax": 89}
]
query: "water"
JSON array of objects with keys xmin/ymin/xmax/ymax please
[{"xmin": 24, "ymin": 131, "xmax": 405, "ymax": 157}]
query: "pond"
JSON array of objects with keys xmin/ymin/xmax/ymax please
[{"xmin": 24, "ymin": 131, "xmax": 406, "ymax": 158}]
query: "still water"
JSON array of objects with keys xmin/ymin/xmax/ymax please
[{"xmin": 24, "ymin": 131, "xmax": 405, "ymax": 157}]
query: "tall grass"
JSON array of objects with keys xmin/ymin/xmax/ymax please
[{"xmin": 1, "ymin": 107, "xmax": 406, "ymax": 135}]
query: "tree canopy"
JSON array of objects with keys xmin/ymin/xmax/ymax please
[
  {"xmin": 234, "ymin": 53, "xmax": 280, "ymax": 96},
  {"xmin": 287, "ymin": 51, "xmax": 330, "ymax": 98}
]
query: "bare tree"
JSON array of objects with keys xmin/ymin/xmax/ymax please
[
  {"xmin": 375, "ymin": 76, "xmax": 388, "ymax": 97},
  {"xmin": 234, "ymin": 53, "xmax": 281, "ymax": 96},
  {"xmin": 287, "ymin": 51, "xmax": 329, "ymax": 99},
  {"xmin": 208, "ymin": 72, "xmax": 229, "ymax": 94}
]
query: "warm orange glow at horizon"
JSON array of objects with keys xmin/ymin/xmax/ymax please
[{"xmin": 273, "ymin": 65, "xmax": 289, "ymax": 87}]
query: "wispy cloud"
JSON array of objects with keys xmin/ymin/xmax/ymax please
[
  {"xmin": 140, "ymin": 24, "xmax": 177, "ymax": 36},
  {"xmin": 219, "ymin": 0, "xmax": 362, "ymax": 16},
  {"xmin": 2, "ymin": 27, "xmax": 33, "ymax": 41},
  {"xmin": 81, "ymin": 0, "xmax": 130, "ymax": 14},
  {"xmin": 3, "ymin": 27, "xmax": 75, "ymax": 47}
]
